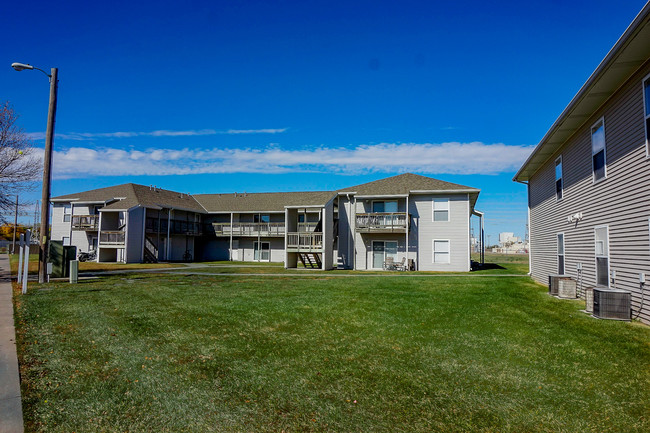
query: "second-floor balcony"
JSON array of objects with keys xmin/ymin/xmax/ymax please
[
  {"xmin": 146, "ymin": 217, "xmax": 203, "ymax": 236},
  {"xmin": 99, "ymin": 230, "xmax": 125, "ymax": 245},
  {"xmin": 356, "ymin": 212, "xmax": 409, "ymax": 233},
  {"xmin": 72, "ymin": 215, "xmax": 99, "ymax": 231},
  {"xmin": 212, "ymin": 222, "xmax": 285, "ymax": 237}
]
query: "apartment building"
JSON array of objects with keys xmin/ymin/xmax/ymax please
[
  {"xmin": 514, "ymin": 2, "xmax": 650, "ymax": 323},
  {"xmin": 50, "ymin": 173, "xmax": 482, "ymax": 271}
]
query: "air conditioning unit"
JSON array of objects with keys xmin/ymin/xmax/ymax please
[
  {"xmin": 593, "ymin": 288, "xmax": 631, "ymax": 321},
  {"xmin": 548, "ymin": 274, "xmax": 571, "ymax": 296},
  {"xmin": 557, "ymin": 278, "xmax": 577, "ymax": 299}
]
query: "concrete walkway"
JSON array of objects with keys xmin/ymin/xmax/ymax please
[{"xmin": 0, "ymin": 254, "xmax": 24, "ymax": 433}]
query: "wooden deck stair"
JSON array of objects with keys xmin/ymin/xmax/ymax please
[
  {"xmin": 143, "ymin": 235, "xmax": 159, "ymax": 263},
  {"xmin": 298, "ymin": 252, "xmax": 321, "ymax": 269}
]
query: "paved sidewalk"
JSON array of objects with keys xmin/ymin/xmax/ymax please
[{"xmin": 0, "ymin": 254, "xmax": 24, "ymax": 433}]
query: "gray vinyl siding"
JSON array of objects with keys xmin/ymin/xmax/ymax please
[
  {"xmin": 322, "ymin": 201, "xmax": 335, "ymax": 270},
  {"xmin": 50, "ymin": 204, "xmax": 69, "ymax": 242},
  {"xmin": 529, "ymin": 60, "xmax": 650, "ymax": 324},
  {"xmin": 411, "ymin": 193, "xmax": 470, "ymax": 272},
  {"xmin": 126, "ymin": 207, "xmax": 145, "ymax": 263}
]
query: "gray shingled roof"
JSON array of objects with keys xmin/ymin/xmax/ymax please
[
  {"xmin": 194, "ymin": 191, "xmax": 336, "ymax": 213},
  {"xmin": 52, "ymin": 184, "xmax": 206, "ymax": 213},
  {"xmin": 51, "ymin": 173, "xmax": 480, "ymax": 213},
  {"xmin": 339, "ymin": 173, "xmax": 478, "ymax": 195}
]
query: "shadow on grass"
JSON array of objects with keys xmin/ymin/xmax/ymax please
[{"xmin": 473, "ymin": 263, "xmax": 506, "ymax": 271}]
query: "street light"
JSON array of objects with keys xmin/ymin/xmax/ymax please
[{"xmin": 12, "ymin": 62, "xmax": 58, "ymax": 284}]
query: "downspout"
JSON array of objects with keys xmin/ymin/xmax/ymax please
[
  {"xmin": 257, "ymin": 213, "xmax": 261, "ymax": 262},
  {"xmin": 405, "ymin": 195, "xmax": 409, "ymax": 270},
  {"xmin": 352, "ymin": 195, "xmax": 357, "ymax": 270},
  {"xmin": 229, "ymin": 212, "xmax": 233, "ymax": 261},
  {"xmin": 166, "ymin": 209, "xmax": 172, "ymax": 261},
  {"xmin": 69, "ymin": 203, "xmax": 73, "ymax": 245}
]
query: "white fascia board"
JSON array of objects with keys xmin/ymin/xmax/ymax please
[
  {"xmin": 209, "ymin": 210, "xmax": 286, "ymax": 214},
  {"xmin": 354, "ymin": 194, "xmax": 409, "ymax": 199},
  {"xmin": 410, "ymin": 189, "xmax": 480, "ymax": 194},
  {"xmin": 51, "ymin": 198, "xmax": 80, "ymax": 202},
  {"xmin": 472, "ymin": 209, "xmax": 484, "ymax": 217},
  {"xmin": 284, "ymin": 205, "xmax": 325, "ymax": 209}
]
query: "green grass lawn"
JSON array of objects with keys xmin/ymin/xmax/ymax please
[{"xmin": 13, "ymin": 268, "xmax": 650, "ymax": 432}]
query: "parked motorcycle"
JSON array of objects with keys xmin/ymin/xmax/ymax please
[{"xmin": 78, "ymin": 250, "xmax": 97, "ymax": 262}]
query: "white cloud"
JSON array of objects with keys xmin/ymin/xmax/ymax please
[
  {"xmin": 45, "ymin": 142, "xmax": 534, "ymax": 179},
  {"xmin": 27, "ymin": 128, "xmax": 287, "ymax": 141}
]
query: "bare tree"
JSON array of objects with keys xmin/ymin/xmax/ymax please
[{"xmin": 0, "ymin": 101, "xmax": 41, "ymax": 221}]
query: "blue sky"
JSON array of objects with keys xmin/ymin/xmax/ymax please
[{"xmin": 3, "ymin": 0, "xmax": 647, "ymax": 244}]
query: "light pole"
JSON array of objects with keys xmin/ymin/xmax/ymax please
[{"xmin": 12, "ymin": 62, "xmax": 58, "ymax": 283}]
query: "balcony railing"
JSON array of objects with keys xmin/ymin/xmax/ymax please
[
  {"xmin": 99, "ymin": 231, "xmax": 125, "ymax": 245},
  {"xmin": 71, "ymin": 215, "xmax": 99, "ymax": 231},
  {"xmin": 212, "ymin": 222, "xmax": 286, "ymax": 237},
  {"xmin": 287, "ymin": 232, "xmax": 323, "ymax": 251},
  {"xmin": 356, "ymin": 212, "xmax": 409, "ymax": 232},
  {"xmin": 297, "ymin": 222, "xmax": 318, "ymax": 232},
  {"xmin": 145, "ymin": 217, "xmax": 203, "ymax": 236}
]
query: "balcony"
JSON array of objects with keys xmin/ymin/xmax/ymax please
[
  {"xmin": 297, "ymin": 222, "xmax": 318, "ymax": 232},
  {"xmin": 355, "ymin": 212, "xmax": 409, "ymax": 233},
  {"xmin": 99, "ymin": 231, "xmax": 125, "ymax": 245},
  {"xmin": 71, "ymin": 215, "xmax": 99, "ymax": 231},
  {"xmin": 146, "ymin": 218, "xmax": 203, "ymax": 236},
  {"xmin": 286, "ymin": 232, "xmax": 323, "ymax": 252},
  {"xmin": 212, "ymin": 222, "xmax": 285, "ymax": 237}
]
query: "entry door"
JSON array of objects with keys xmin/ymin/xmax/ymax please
[
  {"xmin": 372, "ymin": 241, "xmax": 397, "ymax": 269},
  {"xmin": 254, "ymin": 241, "xmax": 270, "ymax": 261}
]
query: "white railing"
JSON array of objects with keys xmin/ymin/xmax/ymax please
[
  {"xmin": 72, "ymin": 215, "xmax": 99, "ymax": 230},
  {"xmin": 99, "ymin": 231, "xmax": 125, "ymax": 245},
  {"xmin": 356, "ymin": 212, "xmax": 408, "ymax": 230},
  {"xmin": 212, "ymin": 222, "xmax": 286, "ymax": 236},
  {"xmin": 297, "ymin": 222, "xmax": 318, "ymax": 232},
  {"xmin": 287, "ymin": 232, "xmax": 323, "ymax": 251}
]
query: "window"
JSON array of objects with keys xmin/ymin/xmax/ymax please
[
  {"xmin": 62, "ymin": 236, "xmax": 70, "ymax": 246},
  {"xmin": 433, "ymin": 198, "xmax": 449, "ymax": 222},
  {"xmin": 591, "ymin": 118, "xmax": 606, "ymax": 181},
  {"xmin": 595, "ymin": 226, "xmax": 609, "ymax": 286},
  {"xmin": 433, "ymin": 239, "xmax": 450, "ymax": 264},
  {"xmin": 254, "ymin": 241, "xmax": 270, "ymax": 261},
  {"xmin": 557, "ymin": 233, "xmax": 565, "ymax": 274},
  {"xmin": 372, "ymin": 200, "xmax": 398, "ymax": 213},
  {"xmin": 643, "ymin": 75, "xmax": 650, "ymax": 156},
  {"xmin": 555, "ymin": 157, "xmax": 563, "ymax": 200},
  {"xmin": 63, "ymin": 204, "xmax": 72, "ymax": 222},
  {"xmin": 254, "ymin": 214, "xmax": 270, "ymax": 223},
  {"xmin": 372, "ymin": 240, "xmax": 398, "ymax": 269}
]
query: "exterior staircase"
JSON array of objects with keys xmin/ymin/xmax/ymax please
[
  {"xmin": 144, "ymin": 236, "xmax": 159, "ymax": 263},
  {"xmin": 298, "ymin": 252, "xmax": 321, "ymax": 269}
]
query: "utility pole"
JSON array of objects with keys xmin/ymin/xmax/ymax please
[{"xmin": 39, "ymin": 68, "xmax": 58, "ymax": 283}]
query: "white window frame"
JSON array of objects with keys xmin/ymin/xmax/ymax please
[
  {"xmin": 591, "ymin": 117, "xmax": 607, "ymax": 183},
  {"xmin": 371, "ymin": 200, "xmax": 398, "ymax": 213},
  {"xmin": 432, "ymin": 239, "xmax": 450, "ymax": 264},
  {"xmin": 432, "ymin": 198, "xmax": 450, "ymax": 222},
  {"xmin": 641, "ymin": 74, "xmax": 650, "ymax": 158},
  {"xmin": 63, "ymin": 204, "xmax": 72, "ymax": 222},
  {"xmin": 62, "ymin": 236, "xmax": 70, "ymax": 246},
  {"xmin": 557, "ymin": 232, "xmax": 565, "ymax": 275},
  {"xmin": 555, "ymin": 156, "xmax": 563, "ymax": 201},
  {"xmin": 594, "ymin": 225, "xmax": 610, "ymax": 287}
]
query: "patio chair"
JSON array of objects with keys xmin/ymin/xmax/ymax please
[
  {"xmin": 394, "ymin": 257, "xmax": 407, "ymax": 271},
  {"xmin": 383, "ymin": 257, "xmax": 395, "ymax": 270}
]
